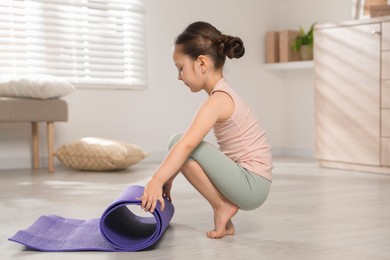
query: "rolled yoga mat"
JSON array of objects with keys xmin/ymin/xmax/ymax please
[{"xmin": 8, "ymin": 185, "xmax": 175, "ymax": 251}]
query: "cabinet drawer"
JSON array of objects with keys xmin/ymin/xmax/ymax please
[
  {"xmin": 382, "ymin": 22, "xmax": 390, "ymax": 51},
  {"xmin": 383, "ymin": 109, "xmax": 390, "ymax": 137},
  {"xmin": 381, "ymin": 138, "xmax": 390, "ymax": 166},
  {"xmin": 383, "ymin": 81, "xmax": 390, "ymax": 108},
  {"xmin": 382, "ymin": 51, "xmax": 390, "ymax": 80}
]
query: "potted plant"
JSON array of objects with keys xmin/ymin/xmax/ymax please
[{"xmin": 292, "ymin": 24, "xmax": 315, "ymax": 60}]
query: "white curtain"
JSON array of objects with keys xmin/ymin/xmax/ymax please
[{"xmin": 0, "ymin": 0, "xmax": 147, "ymax": 90}]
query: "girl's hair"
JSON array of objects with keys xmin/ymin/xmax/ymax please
[{"xmin": 175, "ymin": 21, "xmax": 245, "ymax": 70}]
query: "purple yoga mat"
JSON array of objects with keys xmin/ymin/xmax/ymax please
[{"xmin": 9, "ymin": 185, "xmax": 174, "ymax": 251}]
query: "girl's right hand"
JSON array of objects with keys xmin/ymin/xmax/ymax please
[{"xmin": 141, "ymin": 178, "xmax": 165, "ymax": 213}]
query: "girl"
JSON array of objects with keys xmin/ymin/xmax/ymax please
[{"xmin": 140, "ymin": 21, "xmax": 272, "ymax": 239}]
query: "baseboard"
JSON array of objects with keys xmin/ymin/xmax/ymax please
[
  {"xmin": 0, "ymin": 156, "xmax": 43, "ymax": 170},
  {"xmin": 319, "ymin": 160, "xmax": 390, "ymax": 175},
  {"xmin": 141, "ymin": 151, "xmax": 166, "ymax": 163},
  {"xmin": 0, "ymin": 152, "xmax": 167, "ymax": 170},
  {"xmin": 0, "ymin": 148, "xmax": 315, "ymax": 170}
]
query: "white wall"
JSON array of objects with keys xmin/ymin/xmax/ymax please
[
  {"xmin": 0, "ymin": 0, "xmax": 352, "ymax": 169},
  {"xmin": 278, "ymin": 0, "xmax": 352, "ymax": 157}
]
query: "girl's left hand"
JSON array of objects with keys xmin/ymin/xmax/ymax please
[
  {"xmin": 140, "ymin": 178, "xmax": 165, "ymax": 213},
  {"xmin": 163, "ymin": 181, "xmax": 173, "ymax": 202}
]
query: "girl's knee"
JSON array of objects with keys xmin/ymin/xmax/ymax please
[{"xmin": 168, "ymin": 132, "xmax": 183, "ymax": 150}]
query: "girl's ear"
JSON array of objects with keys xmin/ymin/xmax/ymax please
[{"xmin": 197, "ymin": 55, "xmax": 208, "ymax": 72}]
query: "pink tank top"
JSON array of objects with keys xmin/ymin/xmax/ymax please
[{"xmin": 212, "ymin": 78, "xmax": 273, "ymax": 181}]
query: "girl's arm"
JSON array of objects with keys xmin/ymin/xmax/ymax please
[{"xmin": 140, "ymin": 91, "xmax": 234, "ymax": 213}]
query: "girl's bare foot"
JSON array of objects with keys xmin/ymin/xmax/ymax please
[
  {"xmin": 225, "ymin": 219, "xmax": 235, "ymax": 235},
  {"xmin": 207, "ymin": 201, "xmax": 239, "ymax": 239}
]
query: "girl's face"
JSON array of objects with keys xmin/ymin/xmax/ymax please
[{"xmin": 172, "ymin": 45, "xmax": 205, "ymax": 93}]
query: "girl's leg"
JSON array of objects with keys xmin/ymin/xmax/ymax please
[
  {"xmin": 169, "ymin": 133, "xmax": 271, "ymax": 211},
  {"xmin": 180, "ymin": 159, "xmax": 238, "ymax": 238},
  {"xmin": 168, "ymin": 133, "xmax": 271, "ymax": 238}
]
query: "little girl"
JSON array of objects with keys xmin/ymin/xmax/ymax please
[{"xmin": 140, "ymin": 21, "xmax": 272, "ymax": 239}]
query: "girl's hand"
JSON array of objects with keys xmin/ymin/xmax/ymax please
[
  {"xmin": 141, "ymin": 177, "xmax": 165, "ymax": 213},
  {"xmin": 163, "ymin": 181, "xmax": 173, "ymax": 202}
]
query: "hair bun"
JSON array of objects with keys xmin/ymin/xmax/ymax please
[
  {"xmin": 176, "ymin": 21, "xmax": 245, "ymax": 69},
  {"xmin": 217, "ymin": 35, "xmax": 245, "ymax": 59}
]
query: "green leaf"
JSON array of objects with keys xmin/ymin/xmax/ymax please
[{"xmin": 292, "ymin": 23, "xmax": 315, "ymax": 52}]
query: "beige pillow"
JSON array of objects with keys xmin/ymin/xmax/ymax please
[{"xmin": 55, "ymin": 137, "xmax": 148, "ymax": 171}]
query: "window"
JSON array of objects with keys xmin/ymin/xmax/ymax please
[{"xmin": 0, "ymin": 0, "xmax": 147, "ymax": 90}]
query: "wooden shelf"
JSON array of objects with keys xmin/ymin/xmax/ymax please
[{"xmin": 263, "ymin": 60, "xmax": 314, "ymax": 70}]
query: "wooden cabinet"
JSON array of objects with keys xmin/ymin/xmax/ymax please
[
  {"xmin": 382, "ymin": 20, "xmax": 390, "ymax": 168},
  {"xmin": 314, "ymin": 18, "xmax": 390, "ymax": 174}
]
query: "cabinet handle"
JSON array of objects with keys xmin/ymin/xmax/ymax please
[{"xmin": 372, "ymin": 30, "xmax": 381, "ymax": 35}]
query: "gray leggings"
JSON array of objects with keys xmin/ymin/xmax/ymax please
[{"xmin": 168, "ymin": 133, "xmax": 271, "ymax": 211}]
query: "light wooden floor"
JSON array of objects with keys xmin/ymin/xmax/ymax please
[{"xmin": 1, "ymin": 157, "xmax": 390, "ymax": 260}]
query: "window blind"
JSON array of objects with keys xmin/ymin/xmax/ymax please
[{"xmin": 0, "ymin": 0, "xmax": 147, "ymax": 90}]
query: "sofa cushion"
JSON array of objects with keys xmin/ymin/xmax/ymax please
[{"xmin": 0, "ymin": 74, "xmax": 75, "ymax": 99}]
